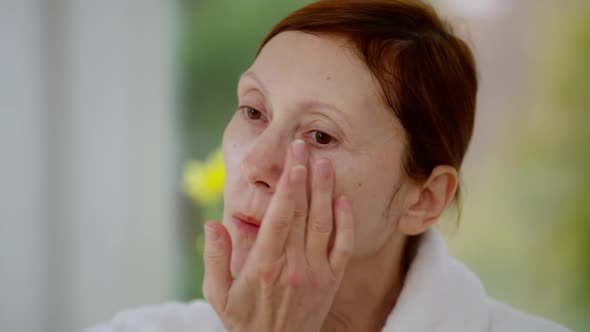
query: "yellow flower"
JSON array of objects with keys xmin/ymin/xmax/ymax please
[{"xmin": 183, "ymin": 148, "xmax": 225, "ymax": 206}]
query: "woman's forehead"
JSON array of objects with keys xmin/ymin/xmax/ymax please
[
  {"xmin": 242, "ymin": 31, "xmax": 390, "ymax": 120},
  {"xmin": 254, "ymin": 33, "xmax": 371, "ymax": 93}
]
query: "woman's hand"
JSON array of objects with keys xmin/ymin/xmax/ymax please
[{"xmin": 202, "ymin": 139, "xmax": 355, "ymax": 332}]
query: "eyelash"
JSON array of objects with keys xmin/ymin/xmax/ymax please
[
  {"xmin": 239, "ymin": 106, "xmax": 338, "ymax": 147},
  {"xmin": 242, "ymin": 106, "xmax": 267, "ymax": 122}
]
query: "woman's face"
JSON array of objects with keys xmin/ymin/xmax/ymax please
[{"xmin": 223, "ymin": 31, "xmax": 410, "ymax": 275}]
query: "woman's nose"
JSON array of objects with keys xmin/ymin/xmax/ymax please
[{"xmin": 240, "ymin": 137, "xmax": 286, "ymax": 192}]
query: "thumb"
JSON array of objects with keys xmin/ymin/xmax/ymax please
[{"xmin": 202, "ymin": 221, "xmax": 232, "ymax": 311}]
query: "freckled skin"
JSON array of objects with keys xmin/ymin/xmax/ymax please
[{"xmin": 222, "ymin": 31, "xmax": 410, "ymax": 276}]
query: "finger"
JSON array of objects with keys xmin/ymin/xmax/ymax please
[
  {"xmin": 286, "ymin": 140, "xmax": 309, "ymax": 259},
  {"xmin": 328, "ymin": 196, "xmax": 354, "ymax": 278},
  {"xmin": 202, "ymin": 221, "xmax": 233, "ymax": 311},
  {"xmin": 253, "ymin": 140, "xmax": 305, "ymax": 264},
  {"xmin": 306, "ymin": 158, "xmax": 334, "ymax": 267}
]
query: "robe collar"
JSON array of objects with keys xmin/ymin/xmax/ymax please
[{"xmin": 381, "ymin": 229, "xmax": 489, "ymax": 332}]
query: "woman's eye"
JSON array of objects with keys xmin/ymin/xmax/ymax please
[
  {"xmin": 312, "ymin": 130, "xmax": 335, "ymax": 145},
  {"xmin": 244, "ymin": 107, "xmax": 263, "ymax": 120}
]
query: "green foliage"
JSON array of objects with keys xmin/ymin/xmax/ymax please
[
  {"xmin": 176, "ymin": 0, "xmax": 313, "ymax": 300},
  {"xmin": 545, "ymin": 9, "xmax": 590, "ymax": 328},
  {"xmin": 509, "ymin": 4, "xmax": 590, "ymax": 329},
  {"xmin": 177, "ymin": 0, "xmax": 313, "ymax": 159}
]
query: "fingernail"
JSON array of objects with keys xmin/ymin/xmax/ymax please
[
  {"xmin": 290, "ymin": 164, "xmax": 307, "ymax": 183},
  {"xmin": 205, "ymin": 225, "xmax": 220, "ymax": 241},
  {"xmin": 315, "ymin": 158, "xmax": 332, "ymax": 178},
  {"xmin": 292, "ymin": 139, "xmax": 306, "ymax": 162}
]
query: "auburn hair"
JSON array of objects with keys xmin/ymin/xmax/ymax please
[{"xmin": 258, "ymin": 0, "xmax": 477, "ymax": 215}]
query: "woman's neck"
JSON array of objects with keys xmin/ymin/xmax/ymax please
[{"xmin": 321, "ymin": 232, "xmax": 408, "ymax": 332}]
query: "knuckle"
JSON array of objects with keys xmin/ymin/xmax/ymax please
[
  {"xmin": 284, "ymin": 270, "xmax": 303, "ymax": 289},
  {"xmin": 204, "ymin": 248, "xmax": 225, "ymax": 261},
  {"xmin": 337, "ymin": 217, "xmax": 355, "ymax": 231},
  {"xmin": 307, "ymin": 274, "xmax": 325, "ymax": 290},
  {"xmin": 256, "ymin": 264, "xmax": 279, "ymax": 284},
  {"xmin": 293, "ymin": 208, "xmax": 306, "ymax": 220},
  {"xmin": 203, "ymin": 243, "xmax": 226, "ymax": 260},
  {"xmin": 269, "ymin": 216, "xmax": 290, "ymax": 233},
  {"xmin": 316, "ymin": 179, "xmax": 332, "ymax": 192},
  {"xmin": 311, "ymin": 217, "xmax": 332, "ymax": 234}
]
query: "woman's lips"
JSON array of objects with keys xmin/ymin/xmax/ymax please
[{"xmin": 232, "ymin": 216, "xmax": 261, "ymax": 236}]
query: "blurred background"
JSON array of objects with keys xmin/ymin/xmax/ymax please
[{"xmin": 1, "ymin": 0, "xmax": 588, "ymax": 331}]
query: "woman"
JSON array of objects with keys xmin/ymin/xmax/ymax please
[{"xmin": 89, "ymin": 1, "xmax": 570, "ymax": 331}]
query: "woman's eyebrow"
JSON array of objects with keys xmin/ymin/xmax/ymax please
[
  {"xmin": 296, "ymin": 100, "xmax": 352, "ymax": 128},
  {"xmin": 238, "ymin": 70, "xmax": 269, "ymax": 96},
  {"xmin": 239, "ymin": 71, "xmax": 352, "ymax": 129}
]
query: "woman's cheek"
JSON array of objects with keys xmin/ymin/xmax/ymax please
[
  {"xmin": 333, "ymin": 161, "xmax": 375, "ymax": 256},
  {"xmin": 330, "ymin": 157, "xmax": 358, "ymax": 200},
  {"xmin": 223, "ymin": 119, "xmax": 251, "ymax": 168}
]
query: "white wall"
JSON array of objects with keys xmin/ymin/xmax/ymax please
[
  {"xmin": 0, "ymin": 1, "xmax": 48, "ymax": 331},
  {"xmin": 0, "ymin": 1, "xmax": 177, "ymax": 331}
]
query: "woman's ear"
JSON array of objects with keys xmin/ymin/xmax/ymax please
[{"xmin": 398, "ymin": 165, "xmax": 459, "ymax": 235}]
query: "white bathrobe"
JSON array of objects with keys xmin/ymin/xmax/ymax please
[{"xmin": 86, "ymin": 230, "xmax": 571, "ymax": 332}]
